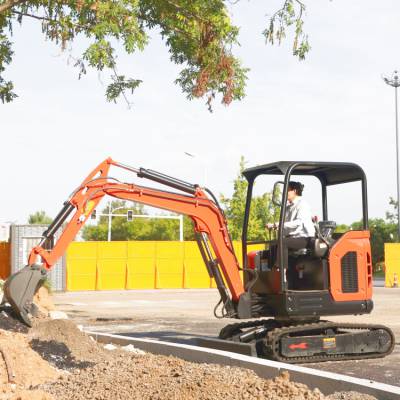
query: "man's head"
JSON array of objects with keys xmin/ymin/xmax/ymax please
[{"xmin": 287, "ymin": 181, "xmax": 304, "ymax": 202}]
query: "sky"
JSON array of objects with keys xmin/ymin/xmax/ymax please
[{"xmin": 1, "ymin": 0, "xmax": 400, "ymax": 226}]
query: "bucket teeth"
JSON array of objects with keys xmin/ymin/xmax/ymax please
[{"xmin": 3, "ymin": 265, "xmax": 47, "ymax": 327}]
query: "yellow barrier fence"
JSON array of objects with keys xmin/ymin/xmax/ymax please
[
  {"xmin": 66, "ymin": 241, "xmax": 264, "ymax": 291},
  {"xmin": 384, "ymin": 243, "xmax": 400, "ymax": 288},
  {"xmin": 0, "ymin": 242, "xmax": 10, "ymax": 280}
]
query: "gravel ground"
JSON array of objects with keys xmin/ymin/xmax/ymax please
[
  {"xmin": 43, "ymin": 357, "xmax": 327, "ymax": 400},
  {"xmin": 0, "ymin": 311, "xmax": 378, "ymax": 400}
]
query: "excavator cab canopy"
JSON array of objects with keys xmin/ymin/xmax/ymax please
[
  {"xmin": 241, "ymin": 161, "xmax": 369, "ymax": 271},
  {"xmin": 242, "ymin": 161, "xmax": 367, "ymax": 184}
]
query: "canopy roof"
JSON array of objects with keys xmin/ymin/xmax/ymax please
[{"xmin": 242, "ymin": 161, "xmax": 366, "ymax": 186}]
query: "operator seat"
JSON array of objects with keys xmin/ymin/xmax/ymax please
[
  {"xmin": 286, "ymin": 220, "xmax": 337, "ymax": 258},
  {"xmin": 313, "ymin": 220, "xmax": 337, "ymax": 257},
  {"xmin": 287, "ymin": 221, "xmax": 337, "ymax": 290}
]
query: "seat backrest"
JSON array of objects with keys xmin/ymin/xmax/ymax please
[
  {"xmin": 311, "ymin": 220, "xmax": 337, "ymax": 258},
  {"xmin": 318, "ymin": 221, "xmax": 337, "ymax": 240}
]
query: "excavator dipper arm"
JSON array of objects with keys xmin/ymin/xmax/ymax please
[{"xmin": 4, "ymin": 158, "xmax": 245, "ymax": 326}]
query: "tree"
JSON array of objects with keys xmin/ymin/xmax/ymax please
[
  {"xmin": 28, "ymin": 210, "xmax": 52, "ymax": 224},
  {"xmin": 335, "ymin": 223, "xmax": 349, "ymax": 233},
  {"xmin": 221, "ymin": 156, "xmax": 279, "ymax": 240},
  {"xmin": 82, "ymin": 200, "xmax": 193, "ymax": 241},
  {"xmin": 351, "ymin": 218, "xmax": 396, "ymax": 268},
  {"xmin": 220, "ymin": 156, "xmax": 248, "ymax": 240},
  {"xmin": 385, "ymin": 196, "xmax": 398, "ymax": 225},
  {"xmin": 0, "ymin": 0, "xmax": 310, "ymax": 107}
]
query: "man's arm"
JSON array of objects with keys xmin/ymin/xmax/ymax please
[{"xmin": 283, "ymin": 217, "xmax": 303, "ymax": 235}]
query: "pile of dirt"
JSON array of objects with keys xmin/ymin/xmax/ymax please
[
  {"xmin": 0, "ymin": 315, "xmax": 379, "ymax": 400},
  {"xmin": 0, "ymin": 327, "xmax": 60, "ymax": 400},
  {"xmin": 327, "ymin": 393, "xmax": 377, "ymax": 400},
  {"xmin": 33, "ymin": 287, "xmax": 55, "ymax": 315},
  {"xmin": 0, "ymin": 330, "xmax": 59, "ymax": 387},
  {"xmin": 42, "ymin": 358, "xmax": 326, "ymax": 400},
  {"xmin": 0, "ymin": 310, "xmax": 29, "ymax": 334},
  {"xmin": 2, "ymin": 389, "xmax": 55, "ymax": 400},
  {"xmin": 28, "ymin": 319, "xmax": 115, "ymax": 369},
  {"xmin": 0, "ymin": 286, "xmax": 54, "ymax": 335}
]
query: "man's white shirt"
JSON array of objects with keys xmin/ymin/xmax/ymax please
[{"xmin": 283, "ymin": 197, "xmax": 315, "ymax": 238}]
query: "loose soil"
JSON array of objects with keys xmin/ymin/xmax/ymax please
[
  {"xmin": 28, "ymin": 319, "xmax": 116, "ymax": 369},
  {"xmin": 0, "ymin": 312, "xmax": 378, "ymax": 400},
  {"xmin": 33, "ymin": 287, "xmax": 55, "ymax": 315}
]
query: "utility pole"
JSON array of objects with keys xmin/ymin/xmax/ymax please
[
  {"xmin": 184, "ymin": 151, "xmax": 208, "ymax": 187},
  {"xmin": 107, "ymin": 202, "xmax": 126, "ymax": 241},
  {"xmin": 383, "ymin": 71, "xmax": 400, "ymax": 240},
  {"xmin": 99, "ymin": 201, "xmax": 184, "ymax": 242}
]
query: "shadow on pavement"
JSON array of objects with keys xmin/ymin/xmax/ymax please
[{"xmin": 114, "ymin": 330, "xmax": 213, "ymax": 345}]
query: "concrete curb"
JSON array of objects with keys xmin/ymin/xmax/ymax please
[{"xmin": 87, "ymin": 331, "xmax": 400, "ymax": 400}]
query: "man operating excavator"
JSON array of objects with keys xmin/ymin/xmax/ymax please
[{"xmin": 267, "ymin": 181, "xmax": 315, "ymax": 288}]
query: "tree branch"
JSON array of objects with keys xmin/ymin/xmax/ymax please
[
  {"xmin": 12, "ymin": 10, "xmax": 87, "ymax": 30},
  {"xmin": 12, "ymin": 10, "xmax": 56, "ymax": 23},
  {"xmin": 162, "ymin": 0, "xmax": 206, "ymax": 23},
  {"xmin": 0, "ymin": 0, "xmax": 27, "ymax": 14},
  {"xmin": 112, "ymin": 65, "xmax": 132, "ymax": 109}
]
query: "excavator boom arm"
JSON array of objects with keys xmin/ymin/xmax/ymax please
[
  {"xmin": 5, "ymin": 158, "xmax": 245, "ymax": 326},
  {"xmin": 28, "ymin": 158, "xmax": 113, "ymax": 268}
]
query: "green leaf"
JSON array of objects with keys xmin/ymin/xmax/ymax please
[
  {"xmin": 105, "ymin": 74, "xmax": 142, "ymax": 103},
  {"xmin": 1, "ymin": 0, "xmax": 312, "ymax": 106}
]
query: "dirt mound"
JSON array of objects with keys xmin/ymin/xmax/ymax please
[
  {"xmin": 326, "ymin": 393, "xmax": 378, "ymax": 400},
  {"xmin": 0, "ymin": 311, "xmax": 379, "ymax": 400},
  {"xmin": 33, "ymin": 287, "xmax": 55, "ymax": 315},
  {"xmin": 0, "ymin": 310, "xmax": 29, "ymax": 334},
  {"xmin": 0, "ymin": 286, "xmax": 54, "ymax": 334},
  {"xmin": 42, "ymin": 356, "xmax": 326, "ymax": 400},
  {"xmin": 0, "ymin": 330, "xmax": 59, "ymax": 388},
  {"xmin": 28, "ymin": 319, "xmax": 115, "ymax": 369},
  {"xmin": 5, "ymin": 389, "xmax": 55, "ymax": 400}
]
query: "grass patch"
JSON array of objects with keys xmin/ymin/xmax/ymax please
[{"xmin": 373, "ymin": 270, "xmax": 385, "ymax": 278}]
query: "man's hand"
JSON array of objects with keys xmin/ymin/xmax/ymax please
[{"xmin": 266, "ymin": 222, "xmax": 278, "ymax": 230}]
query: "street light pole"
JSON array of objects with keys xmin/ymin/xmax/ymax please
[
  {"xmin": 184, "ymin": 151, "xmax": 207, "ymax": 186},
  {"xmin": 383, "ymin": 71, "xmax": 400, "ymax": 240},
  {"xmin": 107, "ymin": 201, "xmax": 112, "ymax": 242},
  {"xmin": 107, "ymin": 202, "xmax": 126, "ymax": 241},
  {"xmin": 102, "ymin": 202, "xmax": 184, "ymax": 242}
]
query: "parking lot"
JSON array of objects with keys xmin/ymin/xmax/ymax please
[{"xmin": 53, "ymin": 286, "xmax": 400, "ymax": 387}]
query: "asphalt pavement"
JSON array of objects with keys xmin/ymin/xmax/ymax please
[
  {"xmin": 53, "ymin": 286, "xmax": 400, "ymax": 387},
  {"xmin": 373, "ymin": 277, "xmax": 385, "ymax": 287}
]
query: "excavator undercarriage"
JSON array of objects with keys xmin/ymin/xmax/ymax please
[
  {"xmin": 198, "ymin": 319, "xmax": 395, "ymax": 363},
  {"xmin": 2, "ymin": 158, "xmax": 396, "ymax": 364}
]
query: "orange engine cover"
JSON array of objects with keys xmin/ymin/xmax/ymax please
[{"xmin": 328, "ymin": 230, "xmax": 373, "ymax": 302}]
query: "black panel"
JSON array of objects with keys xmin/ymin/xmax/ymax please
[
  {"xmin": 247, "ymin": 291, "xmax": 373, "ymax": 319},
  {"xmin": 341, "ymin": 252, "xmax": 358, "ymax": 293}
]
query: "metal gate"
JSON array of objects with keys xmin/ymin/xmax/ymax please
[{"xmin": 10, "ymin": 225, "xmax": 65, "ymax": 291}]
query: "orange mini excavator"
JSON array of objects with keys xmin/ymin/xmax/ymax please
[{"xmin": 3, "ymin": 158, "xmax": 395, "ymax": 363}]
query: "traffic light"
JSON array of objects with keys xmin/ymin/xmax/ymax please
[
  {"xmin": 127, "ymin": 210, "xmax": 133, "ymax": 221},
  {"xmin": 90, "ymin": 210, "xmax": 97, "ymax": 220}
]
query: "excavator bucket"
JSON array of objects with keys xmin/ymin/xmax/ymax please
[{"xmin": 3, "ymin": 265, "xmax": 47, "ymax": 327}]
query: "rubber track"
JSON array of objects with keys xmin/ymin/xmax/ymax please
[
  {"xmin": 219, "ymin": 319, "xmax": 280, "ymax": 340},
  {"xmin": 219, "ymin": 320, "xmax": 395, "ymax": 364},
  {"xmin": 266, "ymin": 322, "xmax": 396, "ymax": 364}
]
